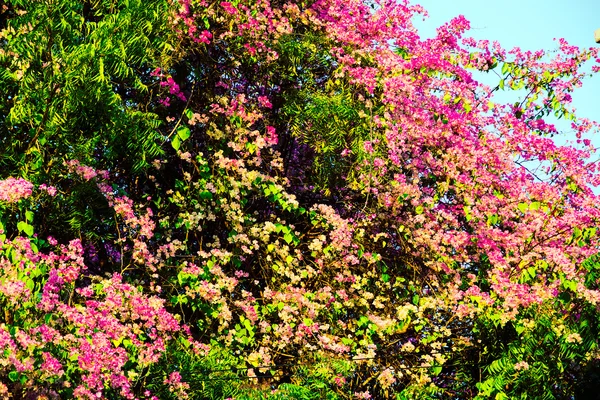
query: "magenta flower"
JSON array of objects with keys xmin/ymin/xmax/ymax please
[{"xmin": 220, "ymin": 2, "xmax": 237, "ymax": 14}]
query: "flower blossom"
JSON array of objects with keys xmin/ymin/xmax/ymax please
[{"xmin": 0, "ymin": 177, "xmax": 33, "ymax": 203}]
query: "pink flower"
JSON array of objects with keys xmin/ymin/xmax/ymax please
[
  {"xmin": 65, "ymin": 160, "xmax": 97, "ymax": 180},
  {"xmin": 257, "ymin": 96, "xmax": 272, "ymax": 108},
  {"xmin": 39, "ymin": 184, "xmax": 58, "ymax": 196},
  {"xmin": 514, "ymin": 361, "xmax": 529, "ymax": 371},
  {"xmin": 41, "ymin": 352, "xmax": 64, "ymax": 377},
  {"xmin": 198, "ymin": 30, "xmax": 212, "ymax": 44},
  {"xmin": 0, "ymin": 178, "xmax": 33, "ymax": 203},
  {"xmin": 265, "ymin": 126, "xmax": 278, "ymax": 145},
  {"xmin": 220, "ymin": 2, "xmax": 237, "ymax": 14},
  {"xmin": 334, "ymin": 375, "xmax": 346, "ymax": 387},
  {"xmin": 179, "ymin": 152, "xmax": 192, "ymax": 162},
  {"xmin": 164, "ymin": 371, "xmax": 183, "ymax": 385}
]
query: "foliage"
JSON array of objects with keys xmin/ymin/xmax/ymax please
[
  {"xmin": 1, "ymin": 0, "xmax": 600, "ymax": 398},
  {"xmin": 0, "ymin": 0, "xmax": 173, "ymax": 241}
]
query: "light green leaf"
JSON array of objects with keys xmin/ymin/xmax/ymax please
[
  {"xmin": 171, "ymin": 135, "xmax": 181, "ymax": 151},
  {"xmin": 517, "ymin": 203, "xmax": 528, "ymax": 213},
  {"xmin": 17, "ymin": 221, "xmax": 33, "ymax": 237},
  {"xmin": 176, "ymin": 125, "xmax": 191, "ymax": 141}
]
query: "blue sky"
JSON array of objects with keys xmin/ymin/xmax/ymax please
[{"xmin": 412, "ymin": 0, "xmax": 600, "ymax": 131}]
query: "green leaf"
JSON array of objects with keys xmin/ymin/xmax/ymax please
[
  {"xmin": 17, "ymin": 221, "xmax": 34, "ymax": 237},
  {"xmin": 564, "ymin": 280, "xmax": 577, "ymax": 291},
  {"xmin": 463, "ymin": 101, "xmax": 472, "ymax": 113},
  {"xmin": 284, "ymin": 232, "xmax": 293, "ymax": 244},
  {"xmin": 8, "ymin": 371, "xmax": 19, "ymax": 382},
  {"xmin": 235, "ymin": 328, "xmax": 247, "ymax": 338},
  {"xmin": 515, "ymin": 324, "xmax": 525, "ymax": 335},
  {"xmin": 463, "ymin": 206, "xmax": 472, "ymax": 221},
  {"xmin": 412, "ymin": 295, "xmax": 420, "ymax": 306},
  {"xmin": 341, "ymin": 337, "xmax": 354, "ymax": 345},
  {"xmin": 176, "ymin": 125, "xmax": 191, "ymax": 141},
  {"xmin": 171, "ymin": 135, "xmax": 181, "ymax": 151},
  {"xmin": 199, "ymin": 191, "xmax": 213, "ymax": 200}
]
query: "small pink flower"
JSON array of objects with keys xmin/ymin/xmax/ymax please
[
  {"xmin": 265, "ymin": 126, "xmax": 278, "ymax": 145},
  {"xmin": 179, "ymin": 152, "xmax": 192, "ymax": 162},
  {"xmin": 514, "ymin": 361, "xmax": 529, "ymax": 370},
  {"xmin": 334, "ymin": 375, "xmax": 346, "ymax": 387},
  {"xmin": 41, "ymin": 352, "xmax": 64, "ymax": 377},
  {"xmin": 257, "ymin": 96, "xmax": 272, "ymax": 108},
  {"xmin": 220, "ymin": 2, "xmax": 237, "ymax": 14},
  {"xmin": 198, "ymin": 30, "xmax": 212, "ymax": 44},
  {"xmin": 373, "ymin": 158, "xmax": 385, "ymax": 168},
  {"xmin": 0, "ymin": 177, "xmax": 33, "ymax": 203}
]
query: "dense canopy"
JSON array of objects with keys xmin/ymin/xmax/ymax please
[{"xmin": 1, "ymin": 0, "xmax": 600, "ymax": 398}]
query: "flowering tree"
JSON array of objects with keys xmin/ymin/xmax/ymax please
[{"xmin": 1, "ymin": 0, "xmax": 600, "ymax": 398}]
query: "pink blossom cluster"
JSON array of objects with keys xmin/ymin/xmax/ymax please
[
  {"xmin": 174, "ymin": 0, "xmax": 212, "ymax": 44},
  {"xmin": 65, "ymin": 160, "xmax": 109, "ymax": 181},
  {"xmin": 0, "ymin": 177, "xmax": 33, "ymax": 203},
  {"xmin": 2, "ymin": 0, "xmax": 595, "ymax": 396},
  {"xmin": 0, "ymin": 231, "xmax": 188, "ymax": 399}
]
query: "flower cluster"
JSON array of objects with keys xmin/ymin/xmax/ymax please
[{"xmin": 0, "ymin": 177, "xmax": 33, "ymax": 203}]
